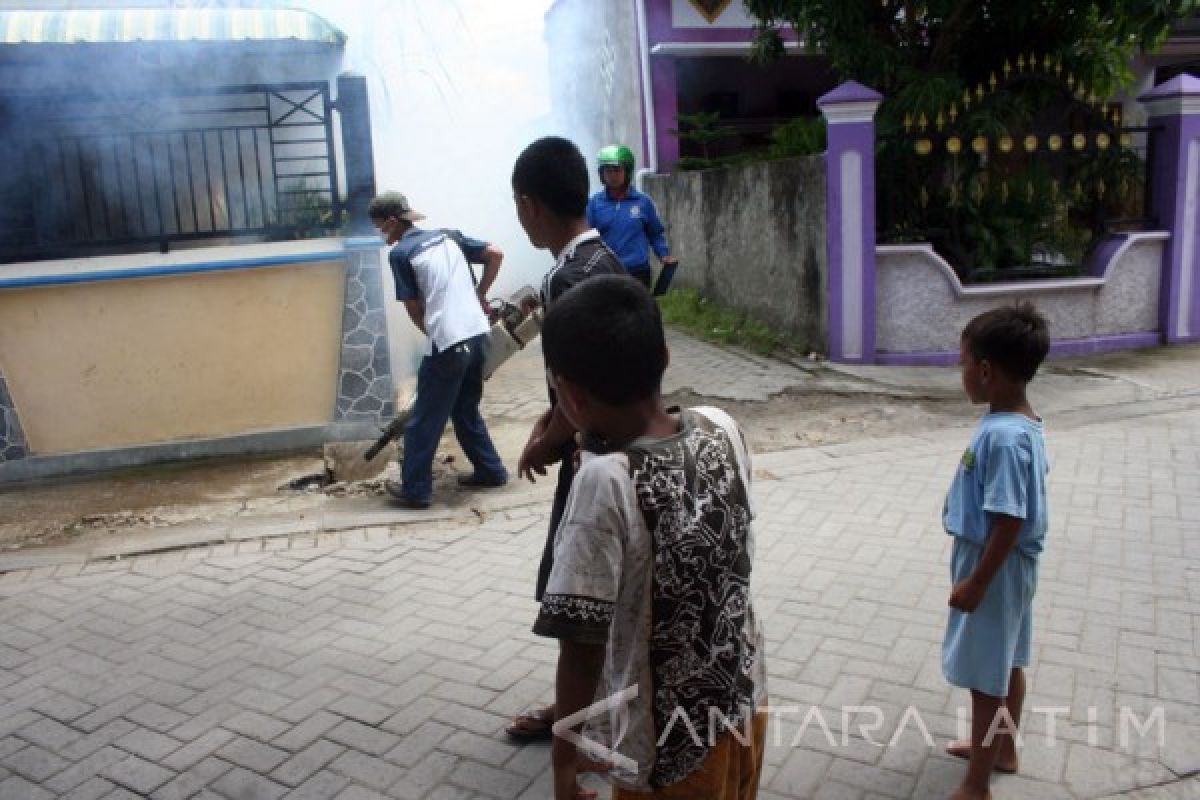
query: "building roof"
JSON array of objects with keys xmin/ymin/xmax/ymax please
[{"xmin": 0, "ymin": 7, "xmax": 344, "ymax": 47}]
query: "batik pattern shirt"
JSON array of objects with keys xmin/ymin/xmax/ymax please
[{"xmin": 533, "ymin": 407, "xmax": 767, "ymax": 790}]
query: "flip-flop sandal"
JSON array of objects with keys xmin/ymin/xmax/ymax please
[
  {"xmin": 506, "ymin": 706, "xmax": 555, "ymax": 741},
  {"xmin": 945, "ymin": 741, "xmax": 1018, "ymax": 774}
]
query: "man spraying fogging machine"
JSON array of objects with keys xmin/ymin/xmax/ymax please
[
  {"xmin": 363, "ymin": 285, "xmax": 543, "ymax": 462},
  {"xmin": 365, "ymin": 192, "xmax": 513, "ymax": 508}
]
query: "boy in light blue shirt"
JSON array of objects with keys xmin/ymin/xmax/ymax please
[{"xmin": 942, "ymin": 302, "xmax": 1050, "ymax": 800}]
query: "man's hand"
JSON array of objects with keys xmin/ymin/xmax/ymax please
[
  {"xmin": 477, "ymin": 287, "xmax": 491, "ymax": 316},
  {"xmin": 949, "ymin": 576, "xmax": 987, "ymax": 612},
  {"xmin": 662, "ymin": 255, "xmax": 678, "ymax": 266}
]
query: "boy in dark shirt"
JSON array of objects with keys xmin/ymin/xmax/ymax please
[{"xmin": 506, "ymin": 137, "xmax": 625, "ymax": 742}]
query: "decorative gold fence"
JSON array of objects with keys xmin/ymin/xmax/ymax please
[{"xmin": 877, "ymin": 54, "xmax": 1158, "ymax": 281}]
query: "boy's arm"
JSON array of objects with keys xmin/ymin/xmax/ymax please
[
  {"xmin": 951, "ymin": 431, "xmax": 1032, "ymax": 612},
  {"xmin": 950, "ymin": 513, "xmax": 1021, "ymax": 612},
  {"xmin": 532, "ymin": 459, "xmax": 626, "ymax": 797},
  {"xmin": 552, "ymin": 641, "xmax": 607, "ymax": 800},
  {"xmin": 519, "ymin": 403, "xmax": 577, "ymax": 482},
  {"xmin": 540, "ymin": 402, "xmax": 577, "ymax": 452}
]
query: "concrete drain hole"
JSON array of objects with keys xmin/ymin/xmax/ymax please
[{"xmin": 281, "ymin": 471, "xmax": 333, "ymax": 492}]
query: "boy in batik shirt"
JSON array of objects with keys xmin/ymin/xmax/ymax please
[{"xmin": 532, "ymin": 275, "xmax": 767, "ymax": 800}]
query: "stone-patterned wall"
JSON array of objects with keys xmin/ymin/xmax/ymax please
[
  {"xmin": 335, "ymin": 245, "xmax": 395, "ymax": 422},
  {"xmin": 0, "ymin": 371, "xmax": 28, "ymax": 462}
]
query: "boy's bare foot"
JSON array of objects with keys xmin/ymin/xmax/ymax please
[
  {"xmin": 506, "ymin": 704, "xmax": 555, "ymax": 741},
  {"xmin": 945, "ymin": 740, "xmax": 1018, "ymax": 774}
]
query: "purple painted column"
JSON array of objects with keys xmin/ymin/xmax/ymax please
[
  {"xmin": 644, "ymin": 0, "xmax": 672, "ymax": 43},
  {"xmin": 818, "ymin": 81, "xmax": 883, "ymax": 363},
  {"xmin": 1140, "ymin": 75, "xmax": 1200, "ymax": 344},
  {"xmin": 651, "ymin": 56, "xmax": 679, "ymax": 170}
]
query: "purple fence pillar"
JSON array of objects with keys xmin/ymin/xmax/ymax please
[
  {"xmin": 1140, "ymin": 75, "xmax": 1200, "ymax": 344},
  {"xmin": 818, "ymin": 81, "xmax": 883, "ymax": 363},
  {"xmin": 651, "ymin": 56, "xmax": 679, "ymax": 170}
]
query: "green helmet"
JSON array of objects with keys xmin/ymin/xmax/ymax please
[{"xmin": 597, "ymin": 144, "xmax": 635, "ymax": 187}]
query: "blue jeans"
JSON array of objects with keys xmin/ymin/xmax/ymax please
[{"xmin": 401, "ymin": 333, "xmax": 506, "ymax": 503}]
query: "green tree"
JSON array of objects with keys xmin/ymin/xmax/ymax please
[
  {"xmin": 745, "ymin": 0, "xmax": 1196, "ymax": 275},
  {"xmin": 745, "ymin": 1, "xmax": 1194, "ymax": 111},
  {"xmin": 669, "ymin": 111, "xmax": 738, "ymax": 170}
]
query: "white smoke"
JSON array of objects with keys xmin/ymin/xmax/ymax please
[
  {"xmin": 296, "ymin": 0, "xmax": 556, "ymax": 293},
  {"xmin": 13, "ymin": 0, "xmax": 563, "ymax": 380},
  {"xmin": 294, "ymin": 0, "xmax": 559, "ymax": 377}
]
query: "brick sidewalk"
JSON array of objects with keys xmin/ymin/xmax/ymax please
[{"xmin": 0, "ymin": 404, "xmax": 1196, "ymax": 799}]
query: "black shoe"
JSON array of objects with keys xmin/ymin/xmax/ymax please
[
  {"xmin": 457, "ymin": 472, "xmax": 508, "ymax": 489},
  {"xmin": 384, "ymin": 479, "xmax": 431, "ymax": 509}
]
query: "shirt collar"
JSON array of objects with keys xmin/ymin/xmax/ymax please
[{"xmin": 555, "ymin": 228, "xmax": 601, "ymax": 268}]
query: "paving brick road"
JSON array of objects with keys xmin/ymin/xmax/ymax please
[{"xmin": 0, "ymin": 340, "xmax": 1197, "ymax": 799}]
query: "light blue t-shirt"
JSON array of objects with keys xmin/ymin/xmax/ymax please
[{"xmin": 943, "ymin": 413, "xmax": 1049, "ymax": 557}]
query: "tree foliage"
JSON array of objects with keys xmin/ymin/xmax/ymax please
[
  {"xmin": 745, "ymin": 1, "xmax": 1196, "ymax": 275},
  {"xmin": 745, "ymin": 1, "xmax": 1196, "ymax": 117}
]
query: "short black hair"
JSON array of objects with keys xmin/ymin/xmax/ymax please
[
  {"xmin": 542, "ymin": 275, "xmax": 666, "ymax": 405},
  {"xmin": 962, "ymin": 302, "xmax": 1050, "ymax": 383},
  {"xmin": 512, "ymin": 136, "xmax": 589, "ymax": 219}
]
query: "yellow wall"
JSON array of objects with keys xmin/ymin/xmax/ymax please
[{"xmin": 0, "ymin": 261, "xmax": 345, "ymax": 455}]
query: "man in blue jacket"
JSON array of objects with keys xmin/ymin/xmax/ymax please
[{"xmin": 586, "ymin": 144, "xmax": 678, "ymax": 293}]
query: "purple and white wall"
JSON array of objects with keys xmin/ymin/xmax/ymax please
[
  {"xmin": 817, "ymin": 81, "xmax": 881, "ymax": 363},
  {"xmin": 819, "ymin": 76, "xmax": 1200, "ymax": 364},
  {"xmin": 583, "ymin": 1, "xmax": 1200, "ymax": 363},
  {"xmin": 1142, "ymin": 74, "xmax": 1200, "ymax": 346}
]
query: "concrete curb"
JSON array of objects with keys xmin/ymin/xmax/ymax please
[
  {"xmin": 3, "ymin": 386, "xmax": 1199, "ymax": 574},
  {"xmin": 0, "ymin": 482, "xmax": 555, "ymax": 572}
]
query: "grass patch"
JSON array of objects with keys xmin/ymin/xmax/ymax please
[{"xmin": 658, "ymin": 288, "xmax": 796, "ymax": 356}]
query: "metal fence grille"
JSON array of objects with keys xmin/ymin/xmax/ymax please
[{"xmin": 0, "ymin": 82, "xmax": 340, "ymax": 263}]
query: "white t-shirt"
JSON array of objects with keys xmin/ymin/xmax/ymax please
[{"xmin": 388, "ymin": 228, "xmax": 489, "ymax": 353}]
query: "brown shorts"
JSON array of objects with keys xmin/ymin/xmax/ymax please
[{"xmin": 613, "ymin": 710, "xmax": 769, "ymax": 800}]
